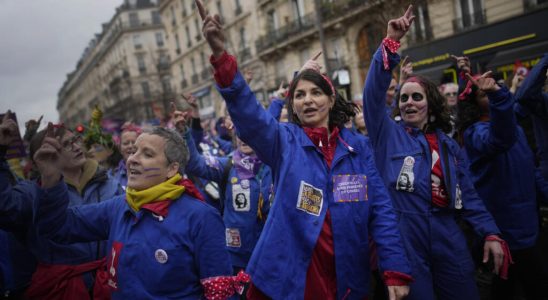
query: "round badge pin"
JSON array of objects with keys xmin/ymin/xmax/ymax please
[
  {"xmin": 231, "ymin": 177, "xmax": 238, "ymax": 184},
  {"xmin": 240, "ymin": 179, "xmax": 250, "ymax": 189},
  {"xmin": 155, "ymin": 249, "xmax": 168, "ymax": 264}
]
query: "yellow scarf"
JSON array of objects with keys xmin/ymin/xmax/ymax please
[
  {"xmin": 125, "ymin": 174, "xmax": 185, "ymax": 212},
  {"xmin": 65, "ymin": 159, "xmax": 98, "ymax": 195}
]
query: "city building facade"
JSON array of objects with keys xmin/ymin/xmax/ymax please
[{"xmin": 57, "ymin": 0, "xmax": 170, "ymax": 128}]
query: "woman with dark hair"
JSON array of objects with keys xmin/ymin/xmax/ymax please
[
  {"xmin": 196, "ymin": 1, "xmax": 411, "ymax": 299},
  {"xmin": 457, "ymin": 70, "xmax": 548, "ymax": 299},
  {"xmin": 362, "ymin": 5, "xmax": 508, "ymax": 300}
]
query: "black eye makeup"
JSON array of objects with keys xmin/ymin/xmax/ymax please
[{"xmin": 400, "ymin": 92, "xmax": 425, "ymax": 103}]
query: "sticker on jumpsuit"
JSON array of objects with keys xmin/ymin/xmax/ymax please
[
  {"xmin": 232, "ymin": 184, "xmax": 251, "ymax": 212},
  {"xmin": 396, "ymin": 156, "xmax": 415, "ymax": 192},
  {"xmin": 296, "ymin": 181, "xmax": 323, "ymax": 216},
  {"xmin": 226, "ymin": 228, "xmax": 241, "ymax": 247},
  {"xmin": 333, "ymin": 175, "xmax": 368, "ymax": 202}
]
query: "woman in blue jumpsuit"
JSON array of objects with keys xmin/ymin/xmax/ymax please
[
  {"xmin": 362, "ymin": 6, "xmax": 506, "ymax": 300},
  {"xmin": 183, "ymin": 129, "xmax": 273, "ymax": 272},
  {"xmin": 33, "ymin": 126, "xmax": 237, "ymax": 299},
  {"xmin": 196, "ymin": 1, "xmax": 412, "ymax": 299},
  {"xmin": 457, "ymin": 70, "xmax": 548, "ymax": 299}
]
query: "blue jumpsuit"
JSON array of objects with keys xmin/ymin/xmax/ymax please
[
  {"xmin": 184, "ymin": 130, "xmax": 272, "ymax": 269},
  {"xmin": 363, "ymin": 45, "xmax": 501, "ymax": 300},
  {"xmin": 217, "ymin": 70, "xmax": 411, "ymax": 299}
]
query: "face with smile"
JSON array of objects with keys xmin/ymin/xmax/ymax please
[
  {"xmin": 399, "ymin": 82, "xmax": 429, "ymax": 129},
  {"xmin": 58, "ymin": 132, "xmax": 87, "ymax": 171},
  {"xmin": 291, "ymin": 79, "xmax": 334, "ymax": 128},
  {"xmin": 126, "ymin": 133, "xmax": 178, "ymax": 190}
]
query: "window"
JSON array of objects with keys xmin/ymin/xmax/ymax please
[
  {"xmin": 175, "ymin": 34, "xmax": 181, "ymax": 54},
  {"xmin": 456, "ymin": 0, "xmax": 485, "ymax": 29},
  {"xmin": 141, "ymin": 81, "xmax": 151, "ymax": 98},
  {"xmin": 408, "ymin": 1, "xmax": 432, "ymax": 43},
  {"xmin": 185, "ymin": 26, "xmax": 192, "ymax": 47},
  {"xmin": 181, "ymin": 0, "xmax": 187, "ymax": 16},
  {"xmin": 179, "ymin": 63, "xmax": 186, "ymax": 79},
  {"xmin": 133, "ymin": 34, "xmax": 142, "ymax": 49},
  {"xmin": 239, "ymin": 27, "xmax": 246, "ymax": 48},
  {"xmin": 162, "ymin": 76, "xmax": 172, "ymax": 94},
  {"xmin": 155, "ymin": 32, "xmax": 164, "ymax": 47},
  {"xmin": 292, "ymin": 0, "xmax": 305, "ymax": 22},
  {"xmin": 137, "ymin": 54, "xmax": 146, "ymax": 74},
  {"xmin": 129, "ymin": 12, "xmax": 139, "ymax": 27},
  {"xmin": 151, "ymin": 11, "xmax": 161, "ymax": 25},
  {"xmin": 170, "ymin": 6, "xmax": 176, "ymax": 25},
  {"xmin": 191, "ymin": 57, "xmax": 197, "ymax": 75},
  {"xmin": 235, "ymin": 0, "xmax": 242, "ymax": 15},
  {"xmin": 267, "ymin": 10, "xmax": 278, "ymax": 33},
  {"xmin": 195, "ymin": 18, "xmax": 202, "ymax": 41}
]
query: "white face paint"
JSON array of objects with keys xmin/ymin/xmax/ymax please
[{"xmin": 399, "ymin": 82, "xmax": 429, "ymax": 129}]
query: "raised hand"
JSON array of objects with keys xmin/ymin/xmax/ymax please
[
  {"xmin": 182, "ymin": 93, "xmax": 200, "ymax": 119},
  {"xmin": 275, "ymin": 80, "xmax": 287, "ymax": 100},
  {"xmin": 171, "ymin": 102, "xmax": 190, "ymax": 132},
  {"xmin": 33, "ymin": 123, "xmax": 63, "ymax": 188},
  {"xmin": 299, "ymin": 51, "xmax": 323, "ymax": 74},
  {"xmin": 399, "ymin": 56, "xmax": 413, "ymax": 85},
  {"xmin": 196, "ymin": 0, "xmax": 225, "ymax": 58},
  {"xmin": 466, "ymin": 71, "xmax": 500, "ymax": 92},
  {"xmin": 243, "ymin": 68, "xmax": 254, "ymax": 84},
  {"xmin": 451, "ymin": 55, "xmax": 471, "ymax": 74},
  {"xmin": 0, "ymin": 110, "xmax": 19, "ymax": 147},
  {"xmin": 386, "ymin": 5, "xmax": 415, "ymax": 42}
]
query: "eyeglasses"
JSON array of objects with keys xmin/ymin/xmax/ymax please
[
  {"xmin": 444, "ymin": 92, "xmax": 458, "ymax": 97},
  {"xmin": 62, "ymin": 135, "xmax": 83, "ymax": 151},
  {"xmin": 400, "ymin": 92, "xmax": 425, "ymax": 103}
]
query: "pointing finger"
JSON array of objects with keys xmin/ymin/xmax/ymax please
[
  {"xmin": 404, "ymin": 4, "xmax": 414, "ymax": 19},
  {"xmin": 195, "ymin": 0, "xmax": 207, "ymax": 21},
  {"xmin": 465, "ymin": 73, "xmax": 479, "ymax": 87},
  {"xmin": 46, "ymin": 122, "xmax": 55, "ymax": 138},
  {"xmin": 312, "ymin": 51, "xmax": 322, "ymax": 61},
  {"xmin": 482, "ymin": 70, "xmax": 493, "ymax": 78}
]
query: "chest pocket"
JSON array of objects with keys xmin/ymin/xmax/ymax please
[{"xmin": 389, "ymin": 151, "xmax": 423, "ymax": 193}]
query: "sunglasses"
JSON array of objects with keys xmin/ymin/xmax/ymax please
[
  {"xmin": 400, "ymin": 92, "xmax": 425, "ymax": 103},
  {"xmin": 444, "ymin": 92, "xmax": 458, "ymax": 97}
]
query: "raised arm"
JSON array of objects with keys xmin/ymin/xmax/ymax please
[
  {"xmin": 183, "ymin": 129, "xmax": 228, "ymax": 183},
  {"xmin": 362, "ymin": 6, "xmax": 414, "ymax": 148},
  {"xmin": 515, "ymin": 53, "xmax": 548, "ymax": 118},
  {"xmin": 196, "ymin": 0, "xmax": 284, "ymax": 168},
  {"xmin": 465, "ymin": 73, "xmax": 518, "ymax": 155}
]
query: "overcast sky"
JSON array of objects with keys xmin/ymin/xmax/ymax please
[{"xmin": 0, "ymin": 0, "xmax": 122, "ymax": 134}]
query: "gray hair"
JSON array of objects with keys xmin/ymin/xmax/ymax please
[{"xmin": 143, "ymin": 127, "xmax": 189, "ymax": 168}]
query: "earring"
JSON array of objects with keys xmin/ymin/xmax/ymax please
[{"xmin": 429, "ymin": 115, "xmax": 436, "ymax": 122}]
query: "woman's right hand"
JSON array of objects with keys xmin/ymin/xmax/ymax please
[
  {"xmin": 386, "ymin": 5, "xmax": 415, "ymax": 42},
  {"xmin": 0, "ymin": 110, "xmax": 19, "ymax": 147},
  {"xmin": 33, "ymin": 123, "xmax": 63, "ymax": 188},
  {"xmin": 196, "ymin": 0, "xmax": 225, "ymax": 59}
]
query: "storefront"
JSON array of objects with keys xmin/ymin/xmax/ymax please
[{"xmin": 402, "ymin": 8, "xmax": 548, "ymax": 84}]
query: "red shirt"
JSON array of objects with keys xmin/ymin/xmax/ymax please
[{"xmin": 425, "ymin": 133, "xmax": 448, "ymax": 207}]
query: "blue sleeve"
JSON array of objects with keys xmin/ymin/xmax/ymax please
[
  {"xmin": 366, "ymin": 147, "xmax": 411, "ymax": 275},
  {"xmin": 515, "ymin": 54, "xmax": 548, "ymax": 118},
  {"xmin": 190, "ymin": 119, "xmax": 205, "ymax": 153},
  {"xmin": 193, "ymin": 207, "xmax": 233, "ymax": 279},
  {"xmin": 37, "ymin": 181, "xmax": 112, "ymax": 243},
  {"xmin": 216, "ymin": 71, "xmax": 285, "ymax": 169},
  {"xmin": 362, "ymin": 46, "xmax": 400, "ymax": 150},
  {"xmin": 215, "ymin": 136, "xmax": 234, "ymax": 155},
  {"xmin": 0, "ymin": 161, "xmax": 37, "ymax": 230},
  {"xmin": 456, "ymin": 149, "xmax": 500, "ymax": 237},
  {"xmin": 267, "ymin": 98, "xmax": 285, "ymax": 121},
  {"xmin": 183, "ymin": 130, "xmax": 228, "ymax": 183},
  {"xmin": 465, "ymin": 87, "xmax": 518, "ymax": 156}
]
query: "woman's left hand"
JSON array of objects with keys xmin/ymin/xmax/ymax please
[
  {"xmin": 387, "ymin": 285, "xmax": 409, "ymax": 300},
  {"xmin": 483, "ymin": 239, "xmax": 504, "ymax": 275}
]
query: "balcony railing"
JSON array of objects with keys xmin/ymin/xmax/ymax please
[
  {"xmin": 255, "ymin": 12, "xmax": 316, "ymax": 53},
  {"xmin": 321, "ymin": 0, "xmax": 365, "ymax": 22},
  {"xmin": 452, "ymin": 10, "xmax": 486, "ymax": 32}
]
